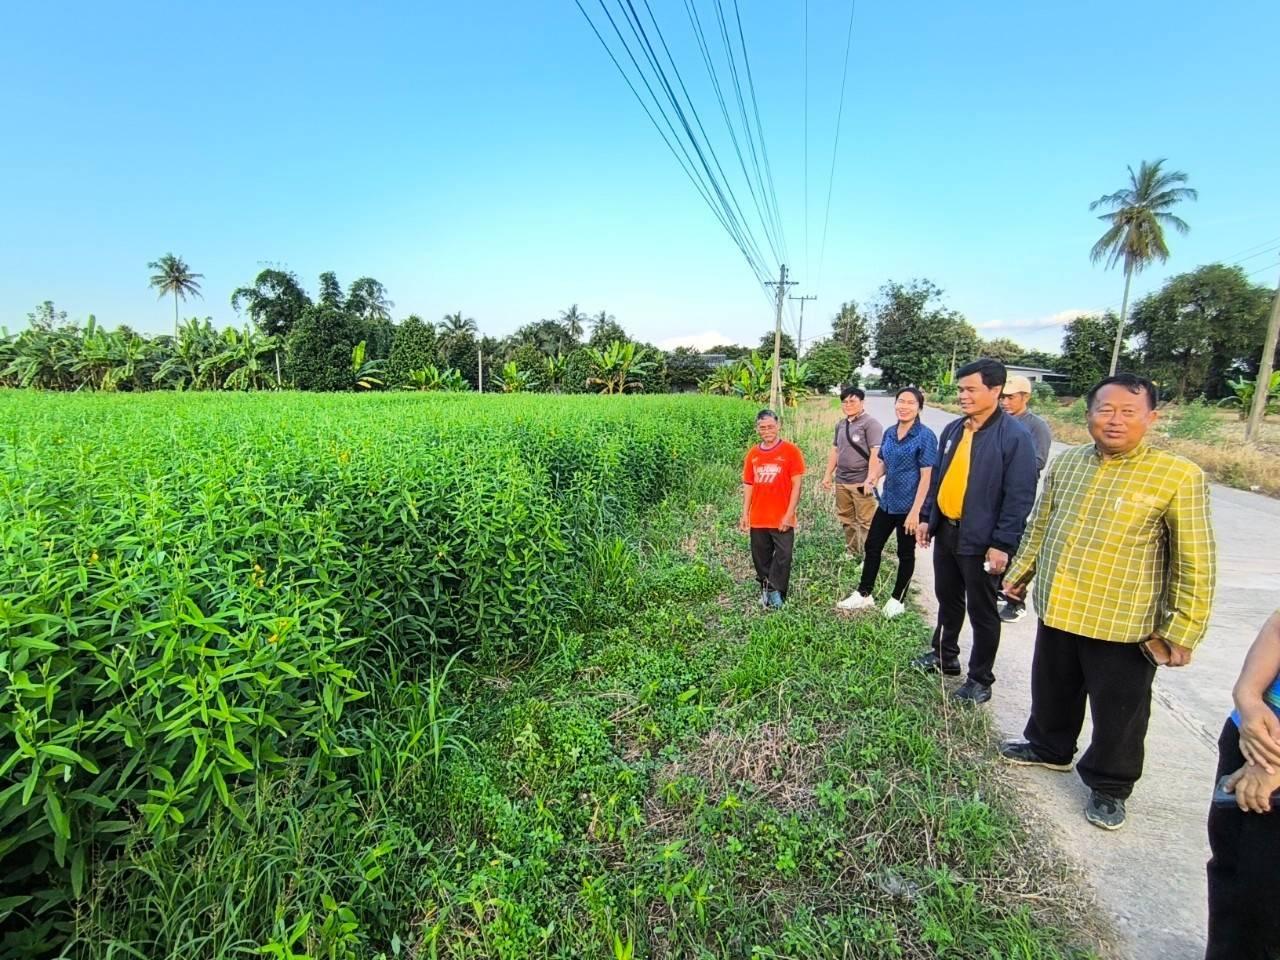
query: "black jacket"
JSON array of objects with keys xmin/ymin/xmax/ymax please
[{"xmin": 922, "ymin": 407, "xmax": 1038, "ymax": 556}]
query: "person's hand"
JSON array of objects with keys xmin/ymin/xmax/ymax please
[
  {"xmin": 904, "ymin": 510, "xmax": 920, "ymax": 535},
  {"xmin": 779, "ymin": 512, "xmax": 797, "ymax": 532},
  {"xmin": 1001, "ymin": 579, "xmax": 1027, "ymax": 602},
  {"xmin": 1237, "ymin": 703, "xmax": 1280, "ymax": 774},
  {"xmin": 738, "ymin": 513, "xmax": 750, "ymax": 534},
  {"xmin": 1146, "ymin": 634, "xmax": 1192, "ymax": 667},
  {"xmin": 915, "ymin": 522, "xmax": 931, "ymax": 548},
  {"xmin": 1224, "ymin": 763, "xmax": 1280, "ymax": 814},
  {"xmin": 821, "ymin": 475, "xmax": 834, "ymax": 492},
  {"xmin": 985, "ymin": 547, "xmax": 1009, "ymax": 576}
]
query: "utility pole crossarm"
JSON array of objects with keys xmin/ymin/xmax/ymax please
[{"xmin": 789, "ymin": 294, "xmax": 817, "ymax": 355}]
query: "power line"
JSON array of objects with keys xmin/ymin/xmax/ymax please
[
  {"xmin": 729, "ymin": 0, "xmax": 789, "ymax": 267},
  {"xmin": 1231, "ymin": 241, "xmax": 1280, "ymax": 267},
  {"xmin": 680, "ymin": 0, "xmax": 784, "ymax": 270},
  {"xmin": 814, "ymin": 0, "xmax": 859, "ymax": 297},
  {"xmin": 803, "ymin": 0, "xmax": 809, "ymax": 284},
  {"xmin": 574, "ymin": 0, "xmax": 775, "ymax": 290},
  {"xmin": 573, "ymin": 1, "xmax": 756, "ymax": 277},
  {"xmin": 710, "ymin": 0, "xmax": 786, "ymax": 270},
  {"xmin": 617, "ymin": 0, "xmax": 774, "ymax": 283},
  {"xmin": 1220, "ymin": 234, "xmax": 1280, "ymax": 263}
]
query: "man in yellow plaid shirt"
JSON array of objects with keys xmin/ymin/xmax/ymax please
[{"xmin": 999, "ymin": 373, "xmax": 1217, "ymax": 831}]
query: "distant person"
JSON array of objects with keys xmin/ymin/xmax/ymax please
[
  {"xmin": 836, "ymin": 386, "xmax": 938, "ymax": 618},
  {"xmin": 1205, "ymin": 608, "xmax": 1280, "ymax": 960},
  {"xmin": 999, "ymin": 373, "xmax": 1216, "ymax": 831},
  {"xmin": 740, "ymin": 409, "xmax": 805, "ymax": 610},
  {"xmin": 997, "ymin": 373, "xmax": 1054, "ymax": 624},
  {"xmin": 911, "ymin": 358, "xmax": 1038, "ymax": 704},
  {"xmin": 821, "ymin": 386, "xmax": 883, "ymax": 561}
]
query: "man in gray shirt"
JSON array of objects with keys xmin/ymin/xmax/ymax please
[
  {"xmin": 997, "ymin": 373, "xmax": 1053, "ymax": 622},
  {"xmin": 821, "ymin": 386, "xmax": 884, "ymax": 559},
  {"xmin": 1000, "ymin": 374, "xmax": 1052, "ymax": 473}
]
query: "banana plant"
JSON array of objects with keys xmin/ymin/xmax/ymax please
[
  {"xmin": 351, "ymin": 340, "xmax": 385, "ymax": 390},
  {"xmin": 492, "ymin": 360, "xmax": 538, "ymax": 393},
  {"xmin": 587, "ymin": 340, "xmax": 654, "ymax": 394},
  {"xmin": 1218, "ymin": 372, "xmax": 1280, "ymax": 419}
]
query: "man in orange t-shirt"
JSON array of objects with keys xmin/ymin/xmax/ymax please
[{"xmin": 739, "ymin": 409, "xmax": 806, "ymax": 609}]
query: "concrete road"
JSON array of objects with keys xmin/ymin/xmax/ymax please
[{"xmin": 859, "ymin": 394, "xmax": 1280, "ymax": 960}]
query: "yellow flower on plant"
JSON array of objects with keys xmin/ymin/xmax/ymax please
[{"xmin": 89, "ymin": 551, "xmax": 98, "ymax": 564}]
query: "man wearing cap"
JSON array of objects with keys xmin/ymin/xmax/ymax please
[{"xmin": 997, "ymin": 374, "xmax": 1054, "ymax": 623}]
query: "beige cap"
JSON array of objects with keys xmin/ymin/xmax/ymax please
[{"xmin": 1004, "ymin": 374, "xmax": 1033, "ymax": 395}]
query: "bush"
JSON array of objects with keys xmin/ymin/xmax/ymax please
[
  {"xmin": 1166, "ymin": 397, "xmax": 1220, "ymax": 442},
  {"xmin": 0, "ymin": 391, "xmax": 753, "ymax": 953}
]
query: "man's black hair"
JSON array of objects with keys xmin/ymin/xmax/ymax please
[
  {"xmin": 839, "ymin": 385, "xmax": 865, "ymax": 401},
  {"xmin": 1085, "ymin": 373, "xmax": 1158, "ymax": 411},
  {"xmin": 756, "ymin": 408, "xmax": 779, "ymax": 422},
  {"xmin": 955, "ymin": 357, "xmax": 1007, "ymax": 388}
]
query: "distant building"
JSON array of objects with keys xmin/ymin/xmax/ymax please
[
  {"xmin": 1006, "ymin": 364, "xmax": 1069, "ymax": 388},
  {"xmin": 698, "ymin": 353, "xmax": 736, "ymax": 369}
]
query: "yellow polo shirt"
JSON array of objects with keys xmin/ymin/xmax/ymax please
[{"xmin": 936, "ymin": 426, "xmax": 973, "ymax": 520}]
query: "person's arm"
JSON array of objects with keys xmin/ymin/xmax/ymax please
[
  {"xmin": 739, "ymin": 454, "xmax": 754, "ymax": 532},
  {"xmin": 904, "ymin": 466, "xmax": 932, "ymax": 535},
  {"xmin": 987, "ymin": 425, "xmax": 1038, "ymax": 574},
  {"xmin": 1234, "ymin": 610, "xmax": 1280, "ymax": 772},
  {"xmin": 780, "ymin": 474, "xmax": 803, "ymax": 531},
  {"xmin": 916, "ymin": 425, "xmax": 949, "ymax": 547},
  {"xmin": 864, "ymin": 446, "xmax": 883, "ymax": 487},
  {"xmin": 821, "ymin": 445, "xmax": 838, "ymax": 491},
  {"xmin": 1154, "ymin": 467, "xmax": 1216, "ymax": 663},
  {"xmin": 1032, "ymin": 417, "xmax": 1052, "ymax": 473},
  {"xmin": 1002, "ymin": 459, "xmax": 1056, "ymax": 598}
]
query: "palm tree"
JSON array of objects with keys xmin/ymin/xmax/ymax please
[
  {"xmin": 147, "ymin": 253, "xmax": 204, "ymax": 339},
  {"xmin": 559, "ymin": 304, "xmax": 586, "ymax": 343},
  {"xmin": 1089, "ymin": 159, "xmax": 1197, "ymax": 375},
  {"xmin": 438, "ymin": 311, "xmax": 478, "ymax": 339}
]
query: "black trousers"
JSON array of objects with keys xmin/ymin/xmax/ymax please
[
  {"xmin": 1022, "ymin": 621, "xmax": 1156, "ymax": 799},
  {"xmin": 1205, "ymin": 718, "xmax": 1280, "ymax": 960},
  {"xmin": 857, "ymin": 508, "xmax": 916, "ymax": 601},
  {"xmin": 749, "ymin": 528, "xmax": 794, "ymax": 599},
  {"xmin": 930, "ymin": 518, "xmax": 1001, "ymax": 686}
]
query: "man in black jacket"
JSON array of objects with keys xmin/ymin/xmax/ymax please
[{"xmin": 912, "ymin": 358, "xmax": 1038, "ymax": 703}]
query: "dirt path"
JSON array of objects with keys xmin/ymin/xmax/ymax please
[{"xmin": 858, "ymin": 394, "xmax": 1280, "ymax": 960}]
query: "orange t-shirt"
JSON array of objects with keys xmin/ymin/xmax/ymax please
[{"xmin": 742, "ymin": 440, "xmax": 806, "ymax": 529}]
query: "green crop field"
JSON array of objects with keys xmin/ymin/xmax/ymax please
[{"xmin": 0, "ymin": 392, "xmax": 1098, "ymax": 959}]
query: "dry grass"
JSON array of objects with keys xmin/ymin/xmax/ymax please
[{"xmin": 1041, "ymin": 402, "xmax": 1280, "ymax": 497}]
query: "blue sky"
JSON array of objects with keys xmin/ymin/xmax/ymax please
[{"xmin": 2, "ymin": 0, "xmax": 1277, "ymax": 353}]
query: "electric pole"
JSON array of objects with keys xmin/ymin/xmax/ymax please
[
  {"xmin": 766, "ymin": 265, "xmax": 796, "ymax": 412},
  {"xmin": 789, "ymin": 294, "xmax": 817, "ymax": 356},
  {"xmin": 1246, "ymin": 263, "xmax": 1280, "ymax": 444}
]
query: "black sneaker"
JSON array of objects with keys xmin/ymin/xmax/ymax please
[
  {"xmin": 1084, "ymin": 790, "xmax": 1126, "ymax": 831},
  {"xmin": 952, "ymin": 678, "xmax": 992, "ymax": 704},
  {"xmin": 911, "ymin": 651, "xmax": 961, "ymax": 676},
  {"xmin": 998, "ymin": 600, "xmax": 1027, "ymax": 623},
  {"xmin": 998, "ymin": 740, "xmax": 1072, "ymax": 772}
]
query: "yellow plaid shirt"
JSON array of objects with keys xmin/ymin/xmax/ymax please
[{"xmin": 1006, "ymin": 441, "xmax": 1216, "ymax": 648}]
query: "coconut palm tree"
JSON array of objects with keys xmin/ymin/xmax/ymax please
[
  {"xmin": 559, "ymin": 304, "xmax": 586, "ymax": 343},
  {"xmin": 147, "ymin": 253, "xmax": 204, "ymax": 339},
  {"xmin": 1089, "ymin": 160, "xmax": 1197, "ymax": 375},
  {"xmin": 438, "ymin": 312, "xmax": 478, "ymax": 339}
]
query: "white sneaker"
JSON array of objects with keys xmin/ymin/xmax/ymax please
[
  {"xmin": 841, "ymin": 552, "xmax": 856, "ymax": 562},
  {"xmin": 836, "ymin": 591, "xmax": 875, "ymax": 611},
  {"xmin": 882, "ymin": 597, "xmax": 906, "ymax": 619}
]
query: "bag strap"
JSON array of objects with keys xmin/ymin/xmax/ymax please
[{"xmin": 844, "ymin": 420, "xmax": 871, "ymax": 462}]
